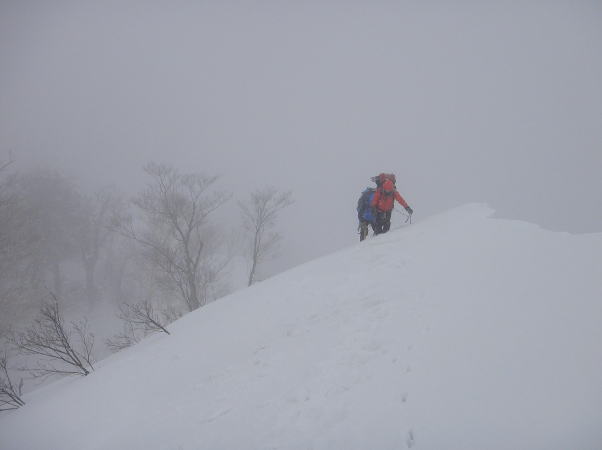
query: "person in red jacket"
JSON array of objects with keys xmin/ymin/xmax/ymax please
[{"xmin": 371, "ymin": 178, "xmax": 413, "ymax": 235}]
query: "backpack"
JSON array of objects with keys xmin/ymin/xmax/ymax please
[
  {"xmin": 357, "ymin": 188, "xmax": 376, "ymax": 223},
  {"xmin": 371, "ymin": 173, "xmax": 396, "ymax": 187}
]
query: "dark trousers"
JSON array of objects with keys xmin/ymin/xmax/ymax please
[
  {"xmin": 359, "ymin": 220, "xmax": 375, "ymax": 241},
  {"xmin": 374, "ymin": 210, "xmax": 392, "ymax": 235}
]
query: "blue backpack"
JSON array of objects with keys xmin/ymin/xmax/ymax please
[{"xmin": 357, "ymin": 188, "xmax": 376, "ymax": 224}]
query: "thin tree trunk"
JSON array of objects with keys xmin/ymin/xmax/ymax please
[
  {"xmin": 248, "ymin": 253, "xmax": 257, "ymax": 287},
  {"xmin": 186, "ymin": 271, "xmax": 199, "ymax": 311},
  {"xmin": 248, "ymin": 230, "xmax": 260, "ymax": 286},
  {"xmin": 84, "ymin": 262, "xmax": 97, "ymax": 303}
]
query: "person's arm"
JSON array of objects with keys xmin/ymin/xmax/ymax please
[{"xmin": 394, "ymin": 190, "xmax": 409, "ymax": 209}]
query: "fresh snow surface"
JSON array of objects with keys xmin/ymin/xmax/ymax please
[{"xmin": 2, "ymin": 204, "xmax": 601, "ymax": 450}]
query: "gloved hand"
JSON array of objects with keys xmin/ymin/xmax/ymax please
[{"xmin": 405, "ymin": 206, "xmax": 413, "ymax": 215}]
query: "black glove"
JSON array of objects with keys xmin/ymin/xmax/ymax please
[{"xmin": 405, "ymin": 206, "xmax": 413, "ymax": 215}]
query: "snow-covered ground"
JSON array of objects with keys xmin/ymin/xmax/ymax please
[{"xmin": 1, "ymin": 204, "xmax": 601, "ymax": 450}]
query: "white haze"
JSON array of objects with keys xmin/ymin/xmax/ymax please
[{"xmin": 1, "ymin": 1, "xmax": 601, "ymax": 271}]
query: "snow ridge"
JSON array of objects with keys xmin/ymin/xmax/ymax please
[{"xmin": 1, "ymin": 204, "xmax": 601, "ymax": 450}]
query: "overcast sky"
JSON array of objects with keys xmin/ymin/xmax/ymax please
[{"xmin": 1, "ymin": 1, "xmax": 600, "ymax": 271}]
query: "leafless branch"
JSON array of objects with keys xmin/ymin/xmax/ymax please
[
  {"xmin": 161, "ymin": 305, "xmax": 183, "ymax": 324},
  {"xmin": 105, "ymin": 321, "xmax": 140, "ymax": 352},
  {"xmin": 239, "ymin": 187, "xmax": 293, "ymax": 286},
  {"xmin": 106, "ymin": 301, "xmax": 178, "ymax": 353},
  {"xmin": 72, "ymin": 319, "xmax": 95, "ymax": 371},
  {"xmin": 115, "ymin": 163, "xmax": 230, "ymax": 311},
  {"xmin": 10, "ymin": 294, "xmax": 95, "ymax": 378},
  {"xmin": 117, "ymin": 300, "xmax": 170, "ymax": 335},
  {"xmin": 0, "ymin": 351, "xmax": 25, "ymax": 411},
  {"xmin": 0, "ymin": 154, "xmax": 14, "ymax": 173}
]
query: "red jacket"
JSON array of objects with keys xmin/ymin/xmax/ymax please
[{"xmin": 371, "ymin": 187, "xmax": 409, "ymax": 212}]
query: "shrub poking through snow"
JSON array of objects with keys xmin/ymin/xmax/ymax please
[
  {"xmin": 105, "ymin": 321, "xmax": 140, "ymax": 352},
  {"xmin": 106, "ymin": 300, "xmax": 173, "ymax": 352},
  {"xmin": 117, "ymin": 301, "xmax": 171, "ymax": 335},
  {"xmin": 0, "ymin": 351, "xmax": 25, "ymax": 411},
  {"xmin": 10, "ymin": 294, "xmax": 95, "ymax": 378}
]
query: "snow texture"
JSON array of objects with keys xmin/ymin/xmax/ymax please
[{"xmin": 1, "ymin": 204, "xmax": 601, "ymax": 450}]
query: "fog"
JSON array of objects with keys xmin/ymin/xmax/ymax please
[{"xmin": 2, "ymin": 0, "xmax": 601, "ymax": 271}]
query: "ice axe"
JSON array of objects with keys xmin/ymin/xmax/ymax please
[{"xmin": 393, "ymin": 208, "xmax": 412, "ymax": 224}]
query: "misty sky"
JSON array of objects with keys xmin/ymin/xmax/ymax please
[{"xmin": 1, "ymin": 1, "xmax": 601, "ymax": 271}]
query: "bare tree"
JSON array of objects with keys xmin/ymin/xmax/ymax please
[
  {"xmin": 117, "ymin": 300, "xmax": 170, "ymax": 335},
  {"xmin": 11, "ymin": 295, "xmax": 95, "ymax": 378},
  {"xmin": 105, "ymin": 321, "xmax": 140, "ymax": 352},
  {"xmin": 99, "ymin": 233, "xmax": 140, "ymax": 305},
  {"xmin": 0, "ymin": 161, "xmax": 46, "ymax": 330},
  {"xmin": 77, "ymin": 189, "xmax": 123, "ymax": 303},
  {"xmin": 0, "ymin": 351, "xmax": 25, "ymax": 411},
  {"xmin": 106, "ymin": 301, "xmax": 180, "ymax": 352},
  {"xmin": 117, "ymin": 163, "xmax": 229, "ymax": 311},
  {"xmin": 0, "ymin": 159, "xmax": 21, "ymax": 306},
  {"xmin": 0, "ymin": 158, "xmax": 13, "ymax": 173},
  {"xmin": 160, "ymin": 304, "xmax": 183, "ymax": 324},
  {"xmin": 239, "ymin": 187, "xmax": 293, "ymax": 286},
  {"xmin": 15, "ymin": 170, "xmax": 84, "ymax": 298}
]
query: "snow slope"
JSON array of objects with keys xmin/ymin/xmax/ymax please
[{"xmin": 1, "ymin": 204, "xmax": 601, "ymax": 450}]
